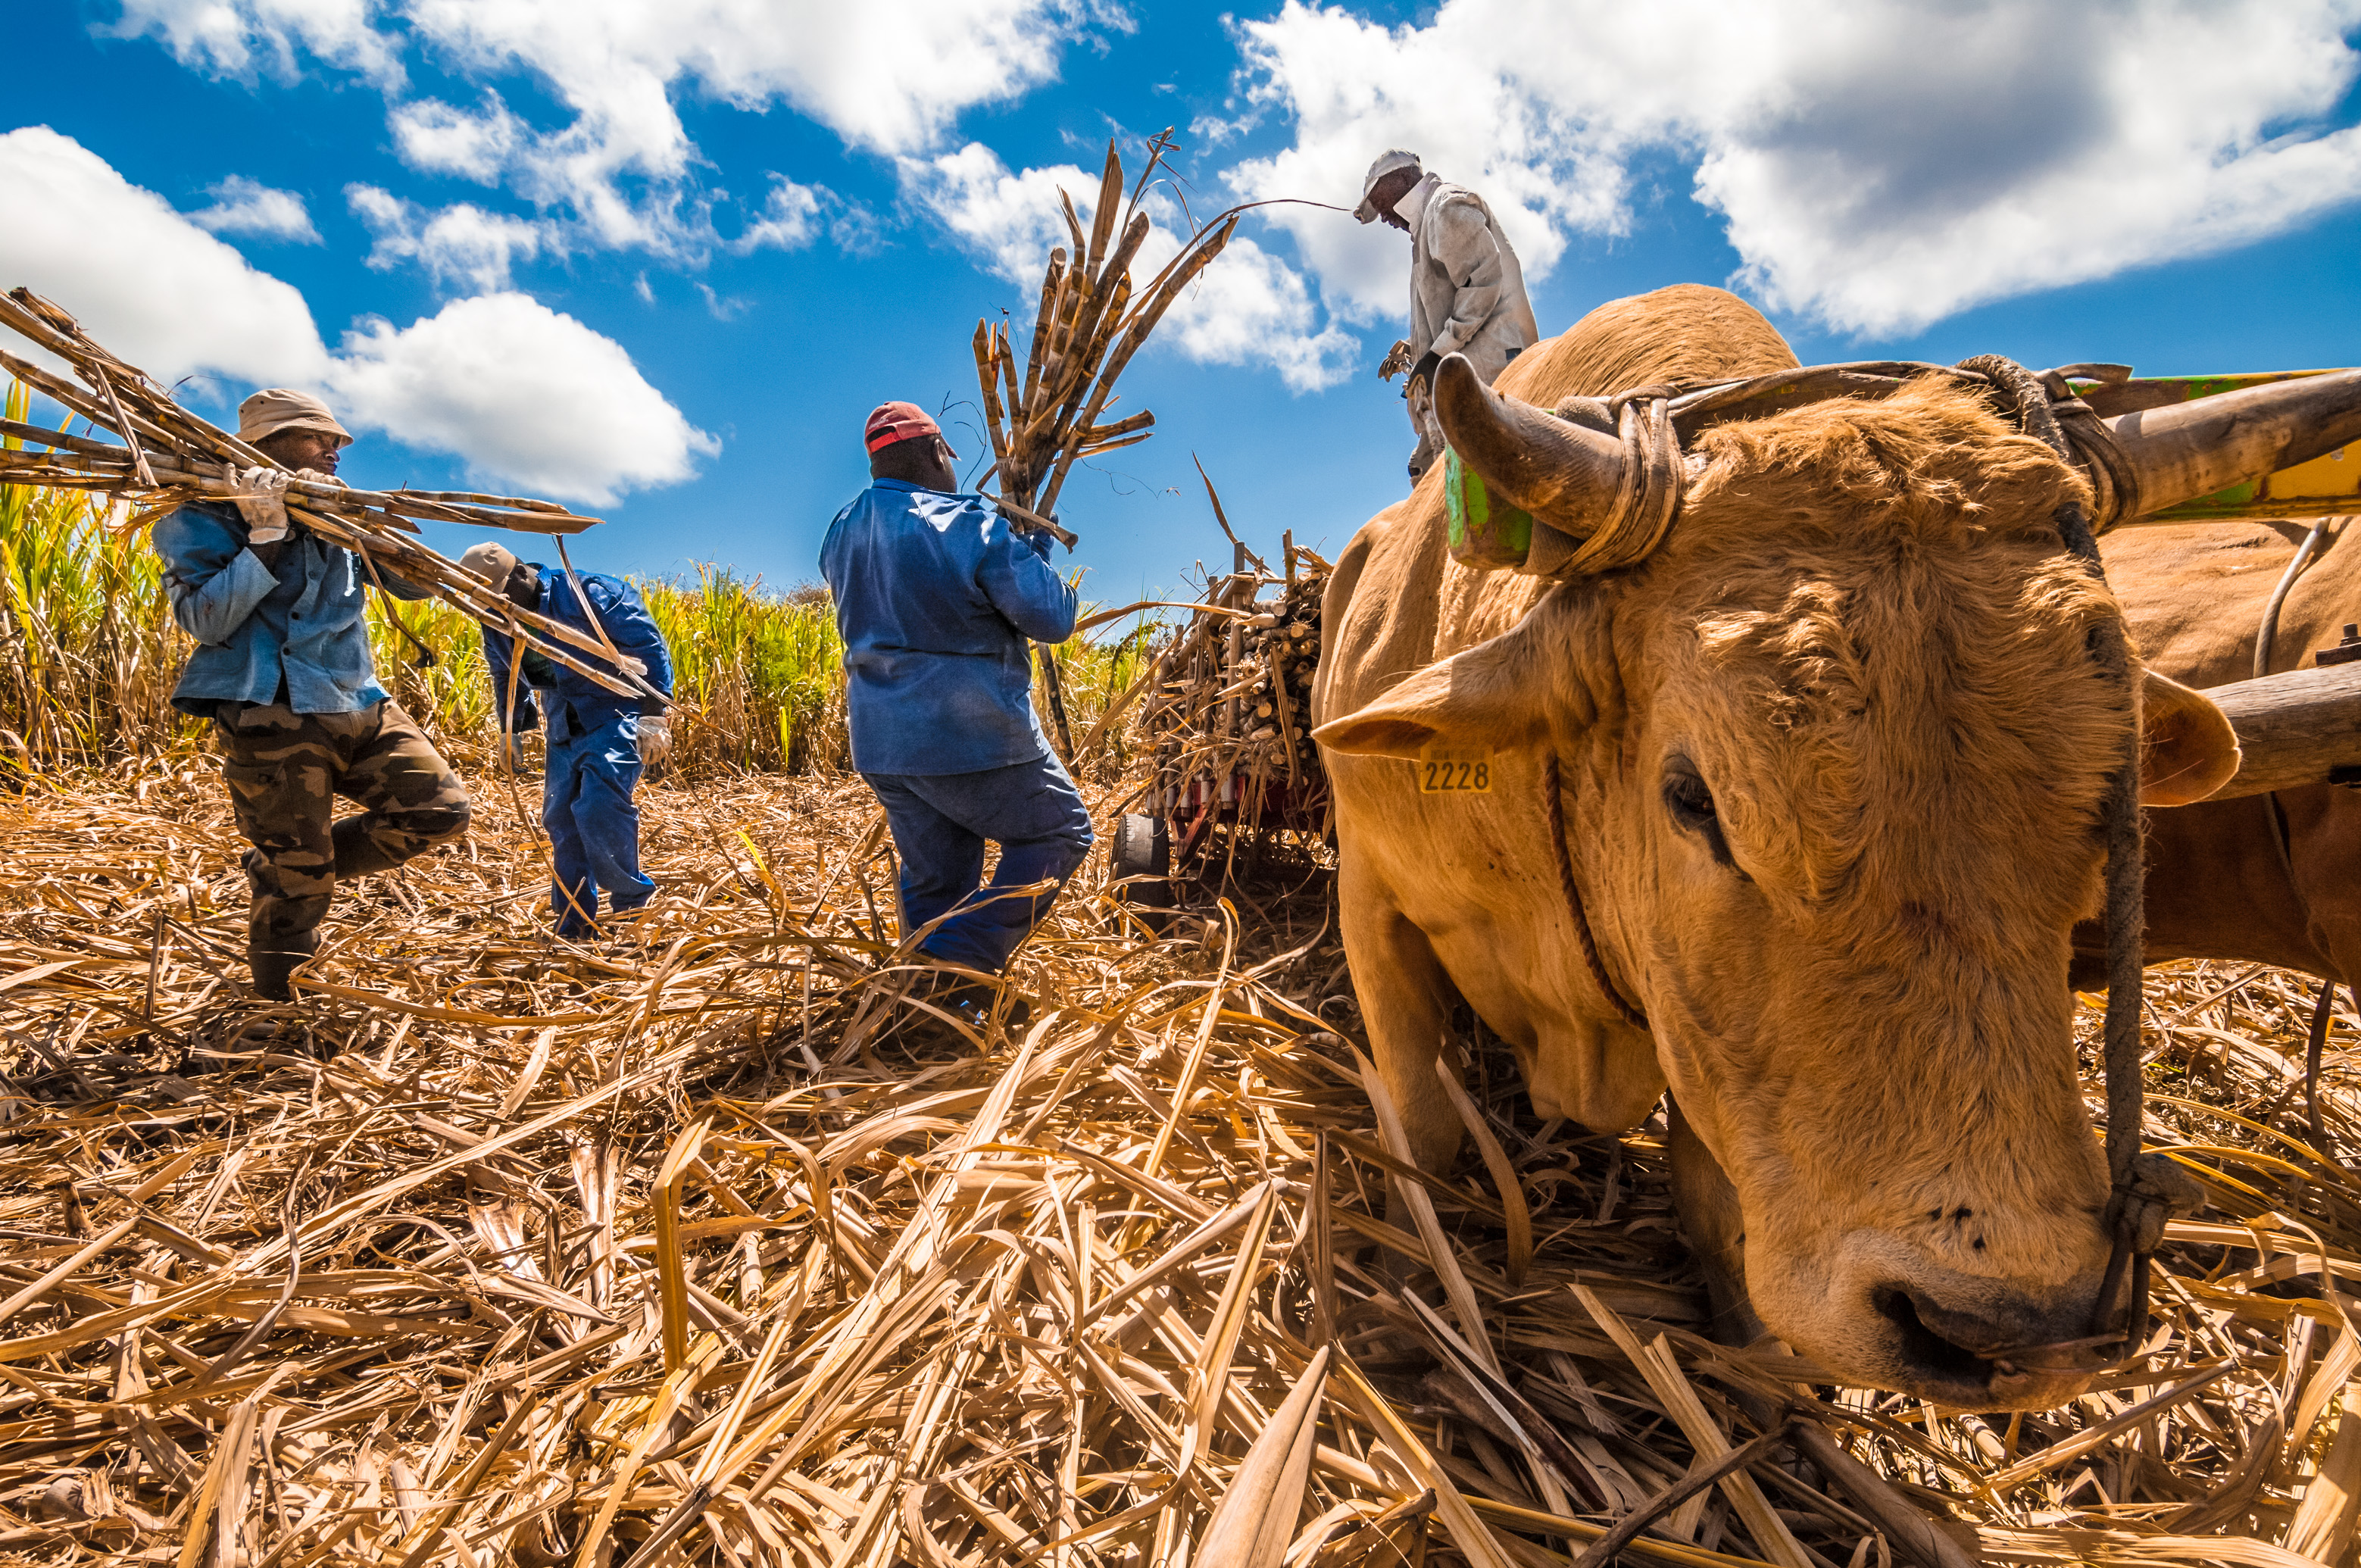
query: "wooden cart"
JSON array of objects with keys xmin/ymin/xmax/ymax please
[{"xmin": 1110, "ymin": 539, "xmax": 1332, "ymax": 911}]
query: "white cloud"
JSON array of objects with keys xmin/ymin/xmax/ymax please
[
  {"xmin": 0, "ymin": 130, "xmax": 704, "ymax": 503},
  {"xmin": 388, "ymin": 95, "xmax": 526, "ymax": 185},
  {"xmin": 0, "ymin": 126, "xmax": 331, "ymax": 386},
  {"xmin": 326, "ymin": 294, "xmax": 718, "ymax": 504},
  {"xmin": 348, "ymin": 185, "xmax": 560, "ymax": 292},
  {"xmin": 396, "ymin": 0, "xmax": 1119, "ymax": 156},
  {"xmin": 692, "ymin": 282, "xmax": 748, "ymax": 320},
  {"xmin": 187, "ymin": 175, "xmax": 320, "ymax": 243},
  {"xmin": 119, "ymin": 0, "xmax": 1124, "ymax": 261},
  {"xmin": 729, "ymin": 177, "xmax": 826, "ymax": 254},
  {"xmin": 906, "ymin": 142, "xmax": 1356, "ymax": 392},
  {"xmin": 105, "ymin": 0, "xmax": 401, "ymax": 85},
  {"xmin": 1229, "ymin": 0, "xmax": 2361, "ymax": 336}
]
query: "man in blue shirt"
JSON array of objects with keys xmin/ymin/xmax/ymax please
[
  {"xmin": 458, "ymin": 542, "xmax": 676, "ymax": 939},
  {"xmin": 155, "ymin": 389, "xmax": 471, "ymax": 1002},
  {"xmin": 820, "ymin": 401, "xmax": 1093, "ymax": 1003}
]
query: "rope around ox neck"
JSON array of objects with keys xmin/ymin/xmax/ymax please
[{"xmin": 1543, "ymin": 754, "xmax": 1648, "ymax": 1030}]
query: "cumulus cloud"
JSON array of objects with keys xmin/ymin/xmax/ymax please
[
  {"xmin": 0, "ymin": 126, "xmax": 331, "ymax": 386},
  {"xmin": 0, "ymin": 129, "xmax": 705, "ymax": 502},
  {"xmin": 105, "ymin": 0, "xmax": 401, "ymax": 85},
  {"xmin": 348, "ymin": 186, "xmax": 561, "ymax": 292},
  {"xmin": 1230, "ymin": 0, "xmax": 2361, "ymax": 336},
  {"xmin": 906, "ymin": 142, "xmax": 1355, "ymax": 392},
  {"xmin": 325, "ymin": 294, "xmax": 719, "ymax": 504},
  {"xmin": 388, "ymin": 95, "xmax": 526, "ymax": 185},
  {"xmin": 186, "ymin": 175, "xmax": 320, "ymax": 243},
  {"xmin": 728, "ymin": 177, "xmax": 826, "ymax": 254},
  {"xmin": 117, "ymin": 0, "xmax": 1124, "ymax": 259}
]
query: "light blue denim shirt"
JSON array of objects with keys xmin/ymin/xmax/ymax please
[
  {"xmin": 155, "ymin": 501, "xmax": 423, "ymax": 718},
  {"xmin": 819, "ymin": 480, "xmax": 1077, "ymax": 776}
]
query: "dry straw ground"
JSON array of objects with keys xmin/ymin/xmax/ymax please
[{"xmin": 5, "ymin": 761, "xmax": 2361, "ymax": 1568}]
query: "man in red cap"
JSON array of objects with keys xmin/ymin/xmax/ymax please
[{"xmin": 820, "ymin": 401, "xmax": 1092, "ymax": 1018}]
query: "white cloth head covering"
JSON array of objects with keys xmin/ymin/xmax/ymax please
[
  {"xmin": 1354, "ymin": 148, "xmax": 1423, "ymax": 222},
  {"xmin": 237, "ymin": 388, "xmax": 351, "ymax": 447},
  {"xmin": 458, "ymin": 541, "xmax": 523, "ymax": 589}
]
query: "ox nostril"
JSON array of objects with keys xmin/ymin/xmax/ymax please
[{"xmin": 1869, "ymin": 1285, "xmax": 1991, "ymax": 1385}]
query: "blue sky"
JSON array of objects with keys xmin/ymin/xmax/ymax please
[{"xmin": 7, "ymin": 0, "xmax": 2361, "ymax": 610}]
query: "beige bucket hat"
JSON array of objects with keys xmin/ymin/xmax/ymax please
[
  {"xmin": 237, "ymin": 388, "xmax": 352, "ymax": 447},
  {"xmin": 458, "ymin": 542, "xmax": 523, "ymax": 588}
]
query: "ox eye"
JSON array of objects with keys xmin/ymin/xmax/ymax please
[{"xmin": 1662, "ymin": 759, "xmax": 1738, "ymax": 869}]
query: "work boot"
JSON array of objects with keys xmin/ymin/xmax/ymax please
[
  {"xmin": 908, "ymin": 970, "xmax": 1032, "ymax": 1032},
  {"xmin": 248, "ymin": 931, "xmax": 319, "ymax": 1002}
]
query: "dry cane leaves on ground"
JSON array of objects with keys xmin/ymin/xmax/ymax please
[{"xmin": 1, "ymin": 764, "xmax": 2360, "ymax": 1566}]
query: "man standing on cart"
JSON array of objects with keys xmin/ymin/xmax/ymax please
[
  {"xmin": 821, "ymin": 401, "xmax": 1093, "ymax": 1017},
  {"xmin": 1356, "ymin": 148, "xmax": 1540, "ymax": 483}
]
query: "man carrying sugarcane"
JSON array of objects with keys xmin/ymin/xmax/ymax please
[
  {"xmin": 156, "ymin": 389, "xmax": 471, "ymax": 1003},
  {"xmin": 457, "ymin": 542, "xmax": 674, "ymax": 939},
  {"xmin": 821, "ymin": 401, "xmax": 1092, "ymax": 1018},
  {"xmin": 1357, "ymin": 148, "xmax": 1540, "ymax": 483}
]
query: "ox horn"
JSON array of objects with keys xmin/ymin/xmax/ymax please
[
  {"xmin": 2105, "ymin": 368, "xmax": 2361, "ymax": 518},
  {"xmin": 1432, "ymin": 353, "xmax": 1631, "ymax": 536}
]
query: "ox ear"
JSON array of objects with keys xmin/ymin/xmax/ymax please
[
  {"xmin": 1313, "ymin": 620, "xmax": 1556, "ymax": 759},
  {"xmin": 2141, "ymin": 668, "xmax": 2241, "ymax": 807}
]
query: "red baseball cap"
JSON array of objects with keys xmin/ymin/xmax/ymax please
[{"xmin": 864, "ymin": 401, "xmax": 946, "ymax": 454}]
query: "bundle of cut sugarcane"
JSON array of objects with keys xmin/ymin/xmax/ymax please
[
  {"xmin": 969, "ymin": 130, "xmax": 1241, "ymax": 542},
  {"xmin": 968, "ymin": 132, "xmax": 1241, "ymax": 757},
  {"xmin": 1144, "ymin": 474, "xmax": 1333, "ymax": 842},
  {"xmin": 0, "ymin": 286, "xmax": 657, "ymax": 703}
]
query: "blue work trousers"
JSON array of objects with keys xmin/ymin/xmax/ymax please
[
  {"xmin": 863, "ymin": 754, "xmax": 1095, "ymax": 973},
  {"xmin": 544, "ymin": 711, "xmax": 655, "ymax": 936}
]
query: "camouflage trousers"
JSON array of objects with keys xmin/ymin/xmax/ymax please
[{"xmin": 214, "ymin": 701, "xmax": 472, "ymax": 964}]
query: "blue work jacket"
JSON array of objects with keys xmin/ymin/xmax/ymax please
[
  {"xmin": 820, "ymin": 480, "xmax": 1077, "ymax": 776},
  {"xmin": 480, "ymin": 566, "xmax": 674, "ymax": 744},
  {"xmin": 156, "ymin": 501, "xmax": 427, "ymax": 718}
]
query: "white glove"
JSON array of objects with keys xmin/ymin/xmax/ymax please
[
  {"xmin": 621, "ymin": 655, "xmax": 648, "ymax": 679},
  {"xmin": 295, "ymin": 468, "xmax": 347, "ymax": 489},
  {"xmin": 234, "ymin": 467, "xmax": 293, "ymax": 545},
  {"xmin": 638, "ymin": 714, "xmax": 673, "ymax": 769}
]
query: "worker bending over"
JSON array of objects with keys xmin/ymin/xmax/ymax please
[
  {"xmin": 820, "ymin": 401, "xmax": 1093, "ymax": 1009},
  {"xmin": 459, "ymin": 542, "xmax": 674, "ymax": 939},
  {"xmin": 1356, "ymin": 148, "xmax": 1540, "ymax": 482},
  {"xmin": 157, "ymin": 389, "xmax": 471, "ymax": 1001}
]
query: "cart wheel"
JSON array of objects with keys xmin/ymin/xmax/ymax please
[{"xmin": 1110, "ymin": 813, "xmax": 1174, "ymax": 926}]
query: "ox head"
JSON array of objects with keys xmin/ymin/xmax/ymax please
[{"xmin": 1316, "ymin": 358, "xmax": 2253, "ymax": 1407}]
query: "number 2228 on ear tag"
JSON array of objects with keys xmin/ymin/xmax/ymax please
[{"xmin": 1417, "ymin": 746, "xmax": 1493, "ymax": 794}]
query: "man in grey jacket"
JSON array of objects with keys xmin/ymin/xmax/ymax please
[{"xmin": 1356, "ymin": 148, "xmax": 1541, "ymax": 482}]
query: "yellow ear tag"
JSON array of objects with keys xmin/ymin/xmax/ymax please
[{"xmin": 1417, "ymin": 745, "xmax": 1493, "ymax": 794}]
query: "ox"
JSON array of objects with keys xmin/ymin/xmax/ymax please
[
  {"xmin": 1311, "ymin": 284, "xmax": 2361, "ymax": 1408},
  {"xmin": 2085, "ymin": 522, "xmax": 2361, "ymax": 989}
]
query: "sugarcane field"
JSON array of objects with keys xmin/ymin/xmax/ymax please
[{"xmin": 10, "ymin": 11, "xmax": 2361, "ymax": 1567}]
